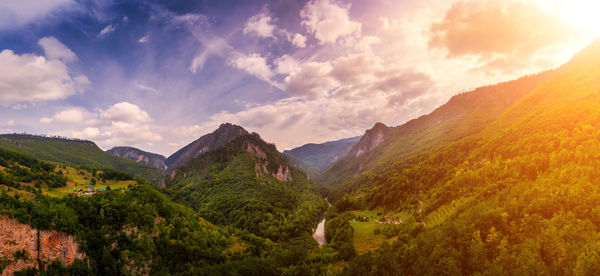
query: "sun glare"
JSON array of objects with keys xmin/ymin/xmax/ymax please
[{"xmin": 536, "ymin": 0, "xmax": 600, "ymax": 36}]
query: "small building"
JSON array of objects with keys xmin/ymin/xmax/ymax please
[{"xmin": 87, "ymin": 186, "xmax": 95, "ymax": 192}]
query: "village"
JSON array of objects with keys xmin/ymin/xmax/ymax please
[
  {"xmin": 352, "ymin": 214, "xmax": 403, "ymax": 225},
  {"xmin": 71, "ymin": 185, "xmax": 109, "ymax": 196}
]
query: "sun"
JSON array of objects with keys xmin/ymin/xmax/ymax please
[{"xmin": 536, "ymin": 0, "xmax": 600, "ymax": 36}]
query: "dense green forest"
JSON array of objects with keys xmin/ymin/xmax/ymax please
[
  {"xmin": 0, "ymin": 135, "xmax": 354, "ymax": 275},
  {"xmin": 3, "ymin": 39, "xmax": 600, "ymax": 276},
  {"xmin": 0, "ymin": 134, "xmax": 162, "ymax": 183},
  {"xmin": 317, "ymin": 39, "xmax": 600, "ymax": 275}
]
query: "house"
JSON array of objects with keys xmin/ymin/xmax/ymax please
[{"xmin": 87, "ymin": 186, "xmax": 95, "ymax": 192}]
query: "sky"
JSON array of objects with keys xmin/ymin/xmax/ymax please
[{"xmin": 0, "ymin": 0, "xmax": 598, "ymax": 156}]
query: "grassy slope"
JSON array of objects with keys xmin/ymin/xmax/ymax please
[{"xmin": 0, "ymin": 135, "xmax": 162, "ymax": 183}]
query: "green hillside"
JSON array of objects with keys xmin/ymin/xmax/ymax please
[
  {"xmin": 319, "ymin": 67, "xmax": 560, "ymax": 188},
  {"xmin": 329, "ymin": 39, "xmax": 600, "ymax": 274},
  {"xmin": 166, "ymin": 132, "xmax": 328, "ymax": 242},
  {"xmin": 0, "ymin": 134, "xmax": 162, "ymax": 183}
]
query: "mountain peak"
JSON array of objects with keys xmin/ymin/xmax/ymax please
[
  {"xmin": 348, "ymin": 122, "xmax": 392, "ymax": 158},
  {"xmin": 164, "ymin": 123, "xmax": 249, "ymax": 170}
]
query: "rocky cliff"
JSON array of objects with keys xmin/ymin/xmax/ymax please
[
  {"xmin": 348, "ymin": 122, "xmax": 392, "ymax": 157},
  {"xmin": 0, "ymin": 216, "xmax": 84, "ymax": 275},
  {"xmin": 107, "ymin": 146, "xmax": 167, "ymax": 171}
]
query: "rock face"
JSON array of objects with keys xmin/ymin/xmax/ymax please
[
  {"xmin": 165, "ymin": 123, "xmax": 249, "ymax": 171},
  {"xmin": 0, "ymin": 216, "xmax": 84, "ymax": 275},
  {"xmin": 107, "ymin": 146, "xmax": 167, "ymax": 171},
  {"xmin": 348, "ymin": 122, "xmax": 392, "ymax": 157}
]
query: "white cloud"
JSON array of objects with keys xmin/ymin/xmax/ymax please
[
  {"xmin": 138, "ymin": 34, "xmax": 149, "ymax": 43},
  {"xmin": 0, "ymin": 120, "xmax": 14, "ymax": 127},
  {"xmin": 243, "ymin": 12, "xmax": 276, "ymax": 38},
  {"xmin": 274, "ymin": 55, "xmax": 300, "ymax": 75},
  {"xmin": 0, "ymin": 0, "xmax": 74, "ymax": 28},
  {"xmin": 300, "ymin": 0, "xmax": 361, "ymax": 44},
  {"xmin": 284, "ymin": 61, "xmax": 337, "ymax": 98},
  {"xmin": 291, "ymin": 33, "xmax": 307, "ymax": 48},
  {"xmin": 38, "ymin": 36, "xmax": 77, "ymax": 63},
  {"xmin": 44, "ymin": 102, "xmax": 163, "ymax": 149},
  {"xmin": 98, "ymin": 24, "xmax": 116, "ymax": 37},
  {"xmin": 100, "ymin": 102, "xmax": 152, "ymax": 123},
  {"xmin": 189, "ymin": 38, "xmax": 232, "ymax": 73},
  {"xmin": 40, "ymin": 108, "xmax": 87, "ymax": 123},
  {"xmin": 40, "ymin": 117, "xmax": 53, "ymax": 124},
  {"xmin": 0, "ymin": 49, "xmax": 88, "ymax": 106},
  {"xmin": 229, "ymin": 53, "xmax": 275, "ymax": 82}
]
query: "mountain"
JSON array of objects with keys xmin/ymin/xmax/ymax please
[
  {"xmin": 0, "ymin": 134, "xmax": 162, "ymax": 183},
  {"xmin": 165, "ymin": 127, "xmax": 328, "ymax": 243},
  {"xmin": 0, "ymin": 146, "xmax": 231, "ymax": 274},
  {"xmin": 318, "ymin": 66, "xmax": 561, "ymax": 187},
  {"xmin": 107, "ymin": 146, "xmax": 167, "ymax": 171},
  {"xmin": 164, "ymin": 123, "xmax": 249, "ymax": 171},
  {"xmin": 283, "ymin": 136, "xmax": 360, "ymax": 177},
  {"xmin": 331, "ymin": 39, "xmax": 600, "ymax": 274}
]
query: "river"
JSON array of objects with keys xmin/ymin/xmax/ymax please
[
  {"xmin": 312, "ymin": 198, "xmax": 331, "ymax": 246},
  {"xmin": 312, "ymin": 217, "xmax": 327, "ymax": 246}
]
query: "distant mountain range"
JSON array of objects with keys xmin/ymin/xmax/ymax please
[
  {"xmin": 107, "ymin": 146, "xmax": 167, "ymax": 171},
  {"xmin": 0, "ymin": 134, "xmax": 162, "ymax": 183},
  {"xmin": 283, "ymin": 136, "xmax": 360, "ymax": 178}
]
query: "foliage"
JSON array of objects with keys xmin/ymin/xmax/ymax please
[
  {"xmin": 329, "ymin": 40, "xmax": 600, "ymax": 275},
  {"xmin": 0, "ymin": 134, "xmax": 162, "ymax": 183}
]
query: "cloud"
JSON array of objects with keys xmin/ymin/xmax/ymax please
[
  {"xmin": 189, "ymin": 38, "xmax": 233, "ymax": 73},
  {"xmin": 274, "ymin": 55, "xmax": 300, "ymax": 75},
  {"xmin": 38, "ymin": 36, "xmax": 77, "ymax": 63},
  {"xmin": 0, "ymin": 0, "xmax": 74, "ymax": 28},
  {"xmin": 171, "ymin": 13, "xmax": 208, "ymax": 26},
  {"xmin": 300, "ymin": 0, "xmax": 361, "ymax": 44},
  {"xmin": 98, "ymin": 24, "xmax": 116, "ymax": 37},
  {"xmin": 243, "ymin": 12, "xmax": 276, "ymax": 38},
  {"xmin": 284, "ymin": 61, "xmax": 337, "ymax": 98},
  {"xmin": 138, "ymin": 34, "xmax": 149, "ymax": 43},
  {"xmin": 0, "ymin": 49, "xmax": 88, "ymax": 106},
  {"xmin": 45, "ymin": 102, "xmax": 162, "ymax": 148},
  {"xmin": 291, "ymin": 33, "xmax": 307, "ymax": 48},
  {"xmin": 100, "ymin": 102, "xmax": 152, "ymax": 123},
  {"xmin": 0, "ymin": 120, "xmax": 14, "ymax": 127},
  {"xmin": 429, "ymin": 0, "xmax": 575, "ymax": 69},
  {"xmin": 229, "ymin": 53, "xmax": 274, "ymax": 82},
  {"xmin": 40, "ymin": 108, "xmax": 87, "ymax": 123}
]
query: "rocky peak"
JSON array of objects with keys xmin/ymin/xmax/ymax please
[
  {"xmin": 107, "ymin": 146, "xmax": 167, "ymax": 171},
  {"xmin": 349, "ymin": 122, "xmax": 392, "ymax": 157},
  {"xmin": 165, "ymin": 123, "xmax": 250, "ymax": 171}
]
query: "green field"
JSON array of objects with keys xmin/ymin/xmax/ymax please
[
  {"xmin": 349, "ymin": 209, "xmax": 406, "ymax": 252},
  {"xmin": 43, "ymin": 166, "xmax": 136, "ymax": 197}
]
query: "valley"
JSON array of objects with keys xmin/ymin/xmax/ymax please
[{"xmin": 2, "ymin": 1, "xmax": 600, "ymax": 274}]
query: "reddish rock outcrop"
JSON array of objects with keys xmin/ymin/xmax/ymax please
[{"xmin": 0, "ymin": 216, "xmax": 84, "ymax": 275}]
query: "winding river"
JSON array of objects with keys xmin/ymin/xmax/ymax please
[{"xmin": 312, "ymin": 198, "xmax": 331, "ymax": 246}]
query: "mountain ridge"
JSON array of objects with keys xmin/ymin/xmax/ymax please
[
  {"xmin": 107, "ymin": 146, "xmax": 167, "ymax": 171},
  {"xmin": 165, "ymin": 123, "xmax": 249, "ymax": 171}
]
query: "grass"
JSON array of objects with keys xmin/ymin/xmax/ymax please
[
  {"xmin": 349, "ymin": 209, "xmax": 405, "ymax": 252},
  {"xmin": 43, "ymin": 166, "xmax": 136, "ymax": 198},
  {"xmin": 0, "ymin": 135, "xmax": 162, "ymax": 183}
]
